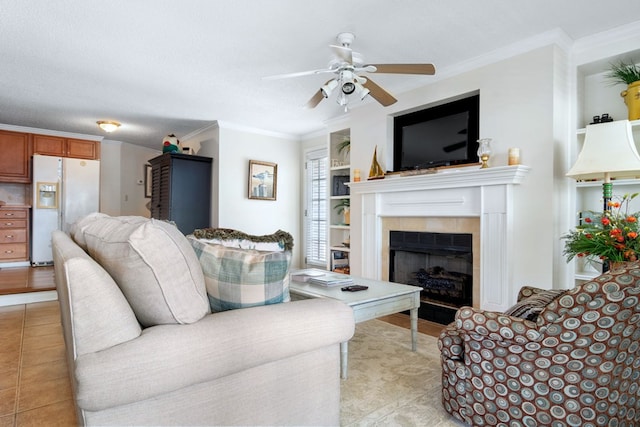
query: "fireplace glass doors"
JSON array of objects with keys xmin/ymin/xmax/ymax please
[{"xmin": 389, "ymin": 231, "xmax": 472, "ymax": 324}]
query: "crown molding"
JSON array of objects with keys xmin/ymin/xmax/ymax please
[
  {"xmin": 572, "ymin": 20, "xmax": 640, "ymax": 70},
  {"xmin": 0, "ymin": 123, "xmax": 103, "ymax": 141},
  {"xmin": 216, "ymin": 120, "xmax": 299, "ymax": 141},
  {"xmin": 433, "ymin": 28, "xmax": 573, "ymax": 83}
]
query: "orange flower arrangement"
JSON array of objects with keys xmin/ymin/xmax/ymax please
[{"xmin": 563, "ymin": 193, "xmax": 640, "ymax": 263}]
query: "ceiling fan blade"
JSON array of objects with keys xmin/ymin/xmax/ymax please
[
  {"xmin": 362, "ymin": 78, "xmax": 397, "ymax": 107},
  {"xmin": 263, "ymin": 68, "xmax": 334, "ymax": 80},
  {"xmin": 330, "ymin": 44, "xmax": 353, "ymax": 64},
  {"xmin": 355, "ymin": 65, "xmax": 377, "ymax": 73},
  {"xmin": 305, "ymin": 89, "xmax": 325, "ymax": 109},
  {"xmin": 367, "ymin": 63, "xmax": 436, "ymax": 75}
]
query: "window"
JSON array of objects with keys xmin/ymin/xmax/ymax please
[{"xmin": 304, "ymin": 148, "xmax": 328, "ymax": 267}]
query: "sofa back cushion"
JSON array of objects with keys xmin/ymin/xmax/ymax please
[
  {"xmin": 69, "ymin": 212, "xmax": 111, "ymax": 250},
  {"xmin": 189, "ymin": 236, "xmax": 291, "ymax": 312},
  {"xmin": 64, "ymin": 257, "xmax": 143, "ymax": 355},
  {"xmin": 83, "ymin": 217, "xmax": 210, "ymax": 326},
  {"xmin": 52, "ymin": 231, "xmax": 141, "ymax": 357}
]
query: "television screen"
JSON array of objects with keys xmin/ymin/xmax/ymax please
[{"xmin": 393, "ymin": 94, "xmax": 479, "ymax": 171}]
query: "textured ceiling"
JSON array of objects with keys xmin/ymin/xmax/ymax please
[{"xmin": 1, "ymin": 0, "xmax": 640, "ymax": 148}]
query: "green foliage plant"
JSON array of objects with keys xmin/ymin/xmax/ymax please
[
  {"xmin": 333, "ymin": 198, "xmax": 350, "ymax": 215},
  {"xmin": 336, "ymin": 138, "xmax": 350, "ymax": 155},
  {"xmin": 563, "ymin": 193, "xmax": 640, "ymax": 263},
  {"xmin": 606, "ymin": 60, "xmax": 640, "ymax": 85}
]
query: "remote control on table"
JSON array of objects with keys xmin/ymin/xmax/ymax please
[{"xmin": 341, "ymin": 285, "xmax": 369, "ymax": 292}]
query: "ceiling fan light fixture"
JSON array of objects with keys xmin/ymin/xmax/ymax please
[
  {"xmin": 97, "ymin": 120, "xmax": 121, "ymax": 132},
  {"xmin": 341, "ymin": 81, "xmax": 356, "ymax": 95},
  {"xmin": 354, "ymin": 82, "xmax": 370, "ymax": 100},
  {"xmin": 268, "ymin": 32, "xmax": 434, "ymax": 111},
  {"xmin": 321, "ymin": 79, "xmax": 338, "ymax": 98}
]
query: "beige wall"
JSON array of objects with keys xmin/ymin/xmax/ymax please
[
  {"xmin": 346, "ymin": 46, "xmax": 564, "ymax": 296},
  {"xmin": 183, "ymin": 123, "xmax": 304, "ymax": 268},
  {"xmin": 99, "ymin": 139, "xmax": 160, "ymax": 217}
]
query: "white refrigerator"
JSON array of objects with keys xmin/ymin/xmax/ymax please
[{"xmin": 32, "ymin": 154, "xmax": 100, "ymax": 265}]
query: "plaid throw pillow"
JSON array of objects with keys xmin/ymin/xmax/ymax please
[
  {"xmin": 504, "ymin": 289, "xmax": 566, "ymax": 321},
  {"xmin": 188, "ymin": 236, "xmax": 291, "ymax": 312}
]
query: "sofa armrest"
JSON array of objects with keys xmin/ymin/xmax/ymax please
[
  {"xmin": 438, "ymin": 323, "xmax": 464, "ymax": 361},
  {"xmin": 74, "ymin": 298, "xmax": 354, "ymax": 412},
  {"xmin": 455, "ymin": 306, "xmax": 542, "ymax": 344}
]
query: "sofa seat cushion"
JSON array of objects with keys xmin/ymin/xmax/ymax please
[
  {"xmin": 503, "ymin": 288, "xmax": 565, "ymax": 321},
  {"xmin": 83, "ymin": 217, "xmax": 210, "ymax": 327},
  {"xmin": 188, "ymin": 236, "xmax": 291, "ymax": 312}
]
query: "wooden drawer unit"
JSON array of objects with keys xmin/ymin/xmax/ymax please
[
  {"xmin": 0, "ymin": 208, "xmax": 29, "ymax": 262},
  {"xmin": 0, "ymin": 243, "xmax": 28, "ymax": 260},
  {"xmin": 0, "ymin": 209, "xmax": 27, "ymax": 221},
  {"xmin": 0, "ymin": 228, "xmax": 26, "ymax": 243},
  {"xmin": 0, "ymin": 219, "xmax": 27, "ymax": 229}
]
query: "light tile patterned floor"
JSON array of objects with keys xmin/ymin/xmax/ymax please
[
  {"xmin": 0, "ymin": 266, "xmax": 446, "ymax": 427},
  {"xmin": 0, "ymin": 301, "xmax": 76, "ymax": 427}
]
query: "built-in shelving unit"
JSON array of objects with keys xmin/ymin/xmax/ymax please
[
  {"xmin": 573, "ymin": 58, "xmax": 640, "ymax": 283},
  {"xmin": 328, "ymin": 129, "xmax": 350, "ymax": 272}
]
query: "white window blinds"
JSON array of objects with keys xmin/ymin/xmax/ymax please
[{"xmin": 305, "ymin": 149, "xmax": 328, "ymax": 266}]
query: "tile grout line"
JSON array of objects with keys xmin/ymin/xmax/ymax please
[{"xmin": 14, "ymin": 302, "xmax": 77, "ymax": 423}]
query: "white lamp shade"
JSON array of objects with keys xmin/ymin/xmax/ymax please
[{"xmin": 566, "ymin": 120, "xmax": 640, "ymax": 181}]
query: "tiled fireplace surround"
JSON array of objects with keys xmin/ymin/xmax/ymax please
[{"xmin": 350, "ymin": 165, "xmax": 530, "ymax": 312}]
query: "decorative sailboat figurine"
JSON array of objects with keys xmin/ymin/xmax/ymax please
[{"xmin": 368, "ymin": 145, "xmax": 385, "ymax": 180}]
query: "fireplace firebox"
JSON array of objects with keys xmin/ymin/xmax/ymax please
[{"xmin": 389, "ymin": 231, "xmax": 472, "ymax": 324}]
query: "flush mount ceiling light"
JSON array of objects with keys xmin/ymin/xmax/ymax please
[{"xmin": 96, "ymin": 121, "xmax": 121, "ymax": 132}]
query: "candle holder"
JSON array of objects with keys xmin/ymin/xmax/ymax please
[{"xmin": 477, "ymin": 138, "xmax": 492, "ymax": 169}]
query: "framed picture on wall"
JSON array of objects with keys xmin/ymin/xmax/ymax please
[
  {"xmin": 248, "ymin": 160, "xmax": 277, "ymax": 201},
  {"xmin": 144, "ymin": 164, "xmax": 152, "ymax": 198}
]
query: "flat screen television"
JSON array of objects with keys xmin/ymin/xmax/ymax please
[{"xmin": 393, "ymin": 94, "xmax": 480, "ymax": 171}]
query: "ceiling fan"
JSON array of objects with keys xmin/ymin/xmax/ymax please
[{"xmin": 264, "ymin": 32, "xmax": 436, "ymax": 110}]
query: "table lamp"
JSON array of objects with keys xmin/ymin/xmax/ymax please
[{"xmin": 566, "ymin": 119, "xmax": 640, "ymax": 210}]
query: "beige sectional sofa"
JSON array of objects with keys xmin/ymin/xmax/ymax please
[{"xmin": 52, "ymin": 215, "xmax": 355, "ymax": 426}]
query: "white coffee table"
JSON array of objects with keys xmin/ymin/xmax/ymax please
[{"xmin": 289, "ymin": 274, "xmax": 421, "ymax": 379}]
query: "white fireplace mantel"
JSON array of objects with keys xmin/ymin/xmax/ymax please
[{"xmin": 349, "ymin": 165, "xmax": 531, "ymax": 312}]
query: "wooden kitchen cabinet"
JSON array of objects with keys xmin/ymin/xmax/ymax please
[
  {"xmin": 67, "ymin": 138, "xmax": 100, "ymax": 159},
  {"xmin": 33, "ymin": 134, "xmax": 100, "ymax": 160},
  {"xmin": 0, "ymin": 207, "xmax": 29, "ymax": 262},
  {"xmin": 0, "ymin": 130, "xmax": 31, "ymax": 183}
]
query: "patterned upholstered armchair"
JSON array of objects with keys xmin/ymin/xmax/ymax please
[{"xmin": 438, "ymin": 262, "xmax": 640, "ymax": 427}]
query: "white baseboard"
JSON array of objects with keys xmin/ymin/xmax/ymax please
[
  {"xmin": 0, "ymin": 291, "xmax": 58, "ymax": 307},
  {"xmin": 0, "ymin": 261, "xmax": 31, "ymax": 268}
]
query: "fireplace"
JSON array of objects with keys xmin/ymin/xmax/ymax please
[
  {"xmin": 389, "ymin": 231, "xmax": 472, "ymax": 324},
  {"xmin": 349, "ymin": 165, "xmax": 530, "ymax": 313}
]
